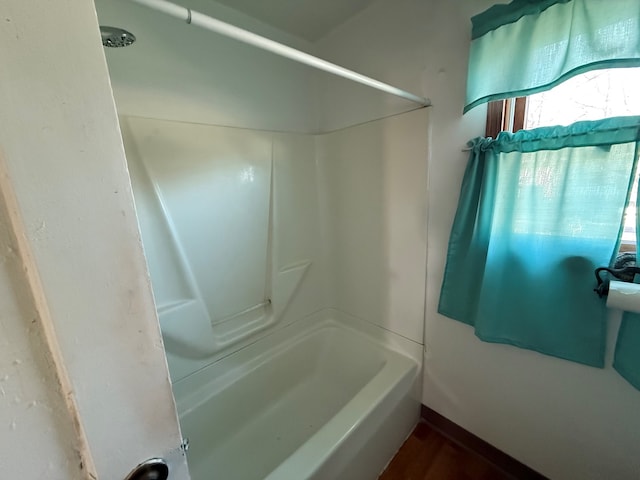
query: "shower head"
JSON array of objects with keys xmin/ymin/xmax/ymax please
[{"xmin": 100, "ymin": 26, "xmax": 136, "ymax": 48}]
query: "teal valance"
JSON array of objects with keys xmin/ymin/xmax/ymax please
[
  {"xmin": 465, "ymin": 0, "xmax": 640, "ymax": 112},
  {"xmin": 472, "ymin": 0, "xmax": 571, "ymax": 39}
]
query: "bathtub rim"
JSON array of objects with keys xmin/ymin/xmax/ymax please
[
  {"xmin": 173, "ymin": 307, "xmax": 423, "ymax": 414},
  {"xmin": 263, "ymin": 343, "xmax": 418, "ymax": 480}
]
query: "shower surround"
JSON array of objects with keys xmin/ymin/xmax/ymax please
[{"xmin": 120, "ymin": 109, "xmax": 428, "ymax": 478}]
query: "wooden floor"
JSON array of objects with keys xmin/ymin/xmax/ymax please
[{"xmin": 379, "ymin": 422, "xmax": 512, "ymax": 480}]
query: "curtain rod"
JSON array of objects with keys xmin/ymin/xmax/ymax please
[{"xmin": 129, "ymin": 0, "xmax": 431, "ymax": 107}]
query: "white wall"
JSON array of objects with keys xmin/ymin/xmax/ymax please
[
  {"xmin": 0, "ymin": 1, "xmax": 188, "ymax": 478},
  {"xmin": 317, "ymin": 109, "xmax": 429, "ymax": 344},
  {"xmin": 0, "ymin": 179, "xmax": 81, "ymax": 480},
  {"xmin": 122, "ymin": 117, "xmax": 327, "ymax": 382},
  {"xmin": 317, "ymin": 1, "xmax": 640, "ymax": 479},
  {"xmin": 94, "ymin": 0, "xmax": 320, "ymax": 133},
  {"xmin": 121, "ymin": 109, "xmax": 429, "ymax": 384},
  {"xmin": 93, "ymin": 0, "xmax": 426, "ymax": 135}
]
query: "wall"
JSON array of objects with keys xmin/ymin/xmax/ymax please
[
  {"xmin": 0, "ymin": 1, "xmax": 188, "ymax": 478},
  {"xmin": 317, "ymin": 1, "xmax": 640, "ymax": 479},
  {"xmin": 93, "ymin": 0, "xmax": 425, "ymax": 135},
  {"xmin": 317, "ymin": 108, "xmax": 429, "ymax": 345},
  {"xmin": 122, "ymin": 117, "xmax": 327, "ymax": 382},
  {"xmin": 0, "ymin": 174, "xmax": 81, "ymax": 480},
  {"xmin": 94, "ymin": 0, "xmax": 320, "ymax": 133},
  {"xmin": 121, "ymin": 109, "xmax": 428, "ymax": 384}
]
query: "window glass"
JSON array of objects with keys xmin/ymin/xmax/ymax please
[
  {"xmin": 525, "ymin": 67, "xmax": 640, "ymax": 129},
  {"xmin": 620, "ymin": 167, "xmax": 640, "ymax": 251},
  {"xmin": 520, "ymin": 67, "xmax": 640, "ymax": 253}
]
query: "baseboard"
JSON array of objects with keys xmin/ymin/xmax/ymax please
[{"xmin": 420, "ymin": 405, "xmax": 548, "ymax": 480}]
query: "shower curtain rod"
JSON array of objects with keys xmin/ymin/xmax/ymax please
[{"xmin": 129, "ymin": 0, "xmax": 431, "ymax": 107}]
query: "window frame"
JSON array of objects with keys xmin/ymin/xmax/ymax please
[{"xmin": 485, "ymin": 97, "xmax": 527, "ymax": 137}]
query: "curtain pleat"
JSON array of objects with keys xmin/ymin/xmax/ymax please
[{"xmin": 614, "ymin": 318, "xmax": 640, "ymax": 390}]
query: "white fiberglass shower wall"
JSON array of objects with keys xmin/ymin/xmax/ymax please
[
  {"xmin": 119, "ymin": 109, "xmax": 428, "ymax": 382},
  {"xmin": 122, "ymin": 118, "xmax": 327, "ymax": 380},
  {"xmin": 97, "ymin": 0, "xmax": 428, "ymax": 380}
]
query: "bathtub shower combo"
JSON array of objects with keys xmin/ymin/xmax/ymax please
[{"xmin": 105, "ymin": 1, "xmax": 429, "ymax": 478}]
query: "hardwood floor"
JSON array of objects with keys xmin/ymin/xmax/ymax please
[{"xmin": 379, "ymin": 422, "xmax": 512, "ymax": 480}]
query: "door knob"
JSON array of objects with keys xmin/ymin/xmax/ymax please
[{"xmin": 124, "ymin": 458, "xmax": 169, "ymax": 480}]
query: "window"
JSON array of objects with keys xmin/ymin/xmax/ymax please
[
  {"xmin": 485, "ymin": 97, "xmax": 526, "ymax": 138},
  {"xmin": 486, "ymin": 67, "xmax": 640, "ymax": 252},
  {"xmin": 525, "ymin": 68, "xmax": 640, "ymax": 129},
  {"xmin": 486, "ymin": 67, "xmax": 640, "ymax": 134}
]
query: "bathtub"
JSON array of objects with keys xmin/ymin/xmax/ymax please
[{"xmin": 173, "ymin": 310, "xmax": 421, "ymax": 480}]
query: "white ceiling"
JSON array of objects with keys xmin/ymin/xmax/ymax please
[{"xmin": 212, "ymin": 0, "xmax": 378, "ymax": 41}]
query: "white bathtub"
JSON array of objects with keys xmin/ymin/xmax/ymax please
[{"xmin": 173, "ymin": 311, "xmax": 420, "ymax": 480}]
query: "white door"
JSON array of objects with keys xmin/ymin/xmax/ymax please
[{"xmin": 0, "ymin": 1, "xmax": 189, "ymax": 478}]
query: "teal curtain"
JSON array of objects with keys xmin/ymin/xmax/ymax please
[
  {"xmin": 465, "ymin": 0, "xmax": 640, "ymax": 112},
  {"xmin": 615, "ymin": 315, "xmax": 640, "ymax": 389},
  {"xmin": 614, "ymin": 169, "xmax": 640, "ymax": 388},
  {"xmin": 439, "ymin": 116, "xmax": 640, "ymax": 367}
]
